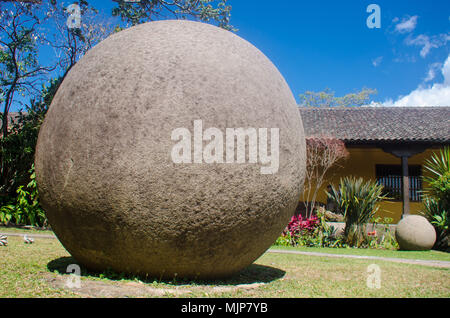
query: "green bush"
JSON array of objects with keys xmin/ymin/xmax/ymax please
[
  {"xmin": 367, "ymin": 217, "xmax": 399, "ymax": 250},
  {"xmin": 273, "ymin": 211, "xmax": 399, "ymax": 250},
  {"xmin": 0, "ymin": 78, "xmax": 59, "ymax": 227},
  {"xmin": 423, "ymin": 147, "xmax": 450, "ymax": 209},
  {"xmin": 0, "ymin": 110, "xmax": 43, "ymax": 203},
  {"xmin": 421, "ymin": 147, "xmax": 450, "ymax": 251},
  {"xmin": 274, "ymin": 232, "xmax": 294, "ymax": 247},
  {"xmin": 274, "ymin": 208, "xmax": 343, "ymax": 248},
  {"xmin": 0, "ymin": 164, "xmax": 47, "ymax": 227},
  {"xmin": 312, "ymin": 207, "xmax": 342, "ymax": 248},
  {"xmin": 1, "ymin": 78, "xmax": 58, "ymax": 190},
  {"xmin": 326, "ymin": 176, "xmax": 388, "ymax": 248}
]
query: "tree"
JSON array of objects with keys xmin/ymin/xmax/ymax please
[
  {"xmin": 45, "ymin": 1, "xmax": 116, "ymax": 83},
  {"xmin": 0, "ymin": 77, "xmax": 59, "ymax": 203},
  {"xmin": 299, "ymin": 87, "xmax": 377, "ymax": 107},
  {"xmin": 0, "ymin": 2, "xmax": 56, "ymax": 199},
  {"xmin": 0, "ymin": 2, "xmax": 54, "ymax": 138},
  {"xmin": 303, "ymin": 136, "xmax": 349, "ymax": 218},
  {"xmin": 111, "ymin": 0, "xmax": 234, "ymax": 30}
]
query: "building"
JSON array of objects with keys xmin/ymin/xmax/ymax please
[{"xmin": 299, "ymin": 106, "xmax": 450, "ymax": 223}]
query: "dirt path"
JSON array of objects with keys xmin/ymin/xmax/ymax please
[
  {"xmin": 268, "ymin": 249, "xmax": 450, "ymax": 268},
  {"xmin": 45, "ymin": 273, "xmax": 265, "ymax": 298},
  {"xmin": 0, "ymin": 232, "xmax": 56, "ymax": 239}
]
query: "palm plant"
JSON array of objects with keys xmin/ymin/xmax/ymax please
[
  {"xmin": 422, "ymin": 147, "xmax": 450, "ymax": 209},
  {"xmin": 327, "ymin": 176, "xmax": 388, "ymax": 247},
  {"xmin": 421, "ymin": 147, "xmax": 450, "ymax": 251}
]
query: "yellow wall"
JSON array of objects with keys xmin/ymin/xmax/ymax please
[{"xmin": 302, "ymin": 147, "xmax": 441, "ymax": 224}]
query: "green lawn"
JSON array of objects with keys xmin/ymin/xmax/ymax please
[{"xmin": 1, "ymin": 235, "xmax": 449, "ymax": 298}]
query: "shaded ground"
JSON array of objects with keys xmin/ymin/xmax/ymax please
[
  {"xmin": 45, "ymin": 255, "xmax": 284, "ymax": 297},
  {"xmin": 44, "ymin": 272, "xmax": 271, "ymax": 298}
]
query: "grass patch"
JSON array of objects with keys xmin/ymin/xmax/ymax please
[
  {"xmin": 1, "ymin": 236, "xmax": 449, "ymax": 298},
  {"xmin": 0, "ymin": 236, "xmax": 76, "ymax": 297},
  {"xmin": 270, "ymin": 245, "xmax": 450, "ymax": 262}
]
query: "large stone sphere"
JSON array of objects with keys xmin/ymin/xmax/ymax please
[
  {"xmin": 35, "ymin": 20, "xmax": 306, "ymax": 279},
  {"xmin": 395, "ymin": 215, "xmax": 436, "ymax": 251}
]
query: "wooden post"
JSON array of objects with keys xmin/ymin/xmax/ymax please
[
  {"xmin": 381, "ymin": 145, "xmax": 428, "ymax": 220},
  {"xmin": 401, "ymin": 155, "xmax": 410, "ymax": 217}
]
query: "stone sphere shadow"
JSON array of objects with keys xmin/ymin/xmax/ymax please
[{"xmin": 47, "ymin": 257, "xmax": 286, "ymax": 286}]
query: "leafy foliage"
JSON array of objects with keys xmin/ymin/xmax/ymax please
[
  {"xmin": 0, "ymin": 164, "xmax": 47, "ymax": 227},
  {"xmin": 423, "ymin": 147, "xmax": 450, "ymax": 210},
  {"xmin": 299, "ymin": 88, "xmax": 377, "ymax": 107},
  {"xmin": 0, "ymin": 3, "xmax": 54, "ymax": 137},
  {"xmin": 421, "ymin": 147, "xmax": 450, "ymax": 251},
  {"xmin": 368, "ymin": 217, "xmax": 399, "ymax": 250},
  {"xmin": 326, "ymin": 176, "xmax": 388, "ymax": 247},
  {"xmin": 0, "ymin": 78, "xmax": 58, "ymax": 227},
  {"xmin": 0, "ymin": 3, "xmax": 55, "ymax": 212},
  {"xmin": 111, "ymin": 0, "xmax": 234, "ymax": 30},
  {"xmin": 276, "ymin": 208, "xmax": 342, "ymax": 248},
  {"xmin": 275, "ymin": 206, "xmax": 399, "ymax": 250},
  {"xmin": 0, "ymin": 78, "xmax": 58, "ymax": 202},
  {"xmin": 45, "ymin": 1, "xmax": 115, "ymax": 82}
]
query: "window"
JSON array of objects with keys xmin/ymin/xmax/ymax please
[{"xmin": 375, "ymin": 165, "xmax": 422, "ymax": 202}]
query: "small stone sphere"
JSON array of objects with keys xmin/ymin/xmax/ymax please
[
  {"xmin": 395, "ymin": 215, "xmax": 436, "ymax": 251},
  {"xmin": 35, "ymin": 20, "xmax": 306, "ymax": 278}
]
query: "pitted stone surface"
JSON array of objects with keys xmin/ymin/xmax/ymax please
[
  {"xmin": 395, "ymin": 215, "xmax": 436, "ymax": 251},
  {"xmin": 35, "ymin": 20, "xmax": 306, "ymax": 278}
]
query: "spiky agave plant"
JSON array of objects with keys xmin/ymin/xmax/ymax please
[{"xmin": 327, "ymin": 176, "xmax": 387, "ymax": 247}]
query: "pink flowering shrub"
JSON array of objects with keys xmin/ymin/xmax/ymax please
[
  {"xmin": 275, "ymin": 210, "xmax": 342, "ymax": 248},
  {"xmin": 287, "ymin": 214, "xmax": 319, "ymax": 236}
]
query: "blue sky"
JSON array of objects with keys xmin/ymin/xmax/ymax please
[
  {"xmin": 227, "ymin": 0, "xmax": 449, "ymax": 105},
  {"xmin": 7, "ymin": 0, "xmax": 450, "ymax": 110}
]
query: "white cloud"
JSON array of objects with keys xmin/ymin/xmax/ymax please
[
  {"xmin": 424, "ymin": 62, "xmax": 443, "ymax": 82},
  {"xmin": 372, "ymin": 56, "xmax": 383, "ymax": 67},
  {"xmin": 394, "ymin": 16, "xmax": 418, "ymax": 33},
  {"xmin": 443, "ymin": 57, "xmax": 450, "ymax": 86},
  {"xmin": 393, "ymin": 54, "xmax": 417, "ymax": 64},
  {"xmin": 383, "ymin": 54, "xmax": 450, "ymax": 106},
  {"xmin": 405, "ymin": 33, "xmax": 450, "ymax": 58}
]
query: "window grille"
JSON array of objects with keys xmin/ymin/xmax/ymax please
[{"xmin": 375, "ymin": 165, "xmax": 422, "ymax": 202}]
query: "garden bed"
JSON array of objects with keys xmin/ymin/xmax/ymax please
[{"xmin": 327, "ymin": 222, "xmax": 397, "ymax": 237}]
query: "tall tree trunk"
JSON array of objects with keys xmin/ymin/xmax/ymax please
[
  {"xmin": 2, "ymin": 81, "xmax": 16, "ymax": 138},
  {"xmin": 1, "ymin": 80, "xmax": 17, "ymax": 196}
]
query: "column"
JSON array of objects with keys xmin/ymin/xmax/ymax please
[{"xmin": 401, "ymin": 155, "xmax": 410, "ymax": 217}]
